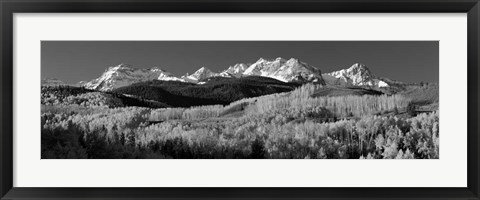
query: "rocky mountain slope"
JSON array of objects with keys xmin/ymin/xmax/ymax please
[
  {"xmin": 181, "ymin": 67, "xmax": 220, "ymax": 83},
  {"xmin": 322, "ymin": 63, "xmax": 393, "ymax": 88},
  {"xmin": 219, "ymin": 63, "xmax": 249, "ymax": 78},
  {"xmin": 82, "ymin": 59, "xmax": 405, "ymax": 91},
  {"xmin": 241, "ymin": 57, "xmax": 325, "ymax": 84},
  {"xmin": 83, "ymin": 64, "xmax": 185, "ymax": 91}
]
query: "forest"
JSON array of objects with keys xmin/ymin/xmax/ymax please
[
  {"xmin": 41, "ymin": 82, "xmax": 439, "ymax": 159},
  {"xmin": 113, "ymin": 76, "xmax": 298, "ymax": 107}
]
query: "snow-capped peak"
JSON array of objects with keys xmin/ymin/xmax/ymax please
[
  {"xmin": 195, "ymin": 66, "xmax": 211, "ymax": 74},
  {"xmin": 84, "ymin": 64, "xmax": 184, "ymax": 91},
  {"xmin": 346, "ymin": 63, "xmax": 373, "ymax": 76},
  {"xmin": 149, "ymin": 67, "xmax": 168, "ymax": 72},
  {"xmin": 181, "ymin": 66, "xmax": 220, "ymax": 83},
  {"xmin": 82, "ymin": 60, "xmax": 401, "ymax": 91},
  {"xmin": 107, "ymin": 63, "xmax": 132, "ymax": 71},
  {"xmin": 243, "ymin": 57, "xmax": 325, "ymax": 84},
  {"xmin": 323, "ymin": 63, "xmax": 389, "ymax": 87},
  {"xmin": 243, "ymin": 57, "xmax": 285, "ymax": 77},
  {"xmin": 219, "ymin": 63, "xmax": 249, "ymax": 77},
  {"xmin": 327, "ymin": 63, "xmax": 374, "ymax": 85},
  {"xmin": 286, "ymin": 57, "xmax": 299, "ymax": 63}
]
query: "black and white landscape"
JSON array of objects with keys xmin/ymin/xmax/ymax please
[{"xmin": 41, "ymin": 41, "xmax": 439, "ymax": 159}]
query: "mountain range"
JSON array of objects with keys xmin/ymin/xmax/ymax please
[
  {"xmin": 76, "ymin": 57, "xmax": 400, "ymax": 91},
  {"xmin": 41, "ymin": 57, "xmax": 441, "ymax": 110}
]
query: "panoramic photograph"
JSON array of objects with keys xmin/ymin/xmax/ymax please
[{"xmin": 41, "ymin": 41, "xmax": 439, "ymax": 159}]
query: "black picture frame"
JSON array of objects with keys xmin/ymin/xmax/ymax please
[{"xmin": 1, "ymin": 0, "xmax": 479, "ymax": 199}]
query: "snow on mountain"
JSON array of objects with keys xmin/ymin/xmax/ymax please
[
  {"xmin": 377, "ymin": 80, "xmax": 389, "ymax": 87},
  {"xmin": 321, "ymin": 74, "xmax": 351, "ymax": 87},
  {"xmin": 323, "ymin": 63, "xmax": 390, "ymax": 87},
  {"xmin": 82, "ymin": 60, "xmax": 401, "ymax": 91},
  {"xmin": 242, "ymin": 57, "xmax": 325, "ymax": 84},
  {"xmin": 84, "ymin": 64, "xmax": 185, "ymax": 91},
  {"xmin": 181, "ymin": 67, "xmax": 219, "ymax": 83},
  {"xmin": 156, "ymin": 69, "xmax": 185, "ymax": 82},
  {"xmin": 83, "ymin": 58, "xmax": 327, "ymax": 90},
  {"xmin": 219, "ymin": 63, "xmax": 249, "ymax": 78}
]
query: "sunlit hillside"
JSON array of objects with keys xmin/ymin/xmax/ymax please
[{"xmin": 41, "ymin": 83, "xmax": 439, "ymax": 159}]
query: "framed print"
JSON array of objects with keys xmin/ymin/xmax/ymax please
[{"xmin": 1, "ymin": 0, "xmax": 479, "ymax": 199}]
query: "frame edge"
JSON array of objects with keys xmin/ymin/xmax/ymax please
[{"xmin": 1, "ymin": 0, "xmax": 480, "ymax": 199}]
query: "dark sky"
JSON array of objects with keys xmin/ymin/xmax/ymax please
[{"xmin": 41, "ymin": 41, "xmax": 438, "ymax": 84}]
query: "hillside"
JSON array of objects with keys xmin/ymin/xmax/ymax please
[
  {"xmin": 397, "ymin": 83, "xmax": 439, "ymax": 111},
  {"xmin": 113, "ymin": 76, "xmax": 300, "ymax": 107},
  {"xmin": 311, "ymin": 86, "xmax": 383, "ymax": 97},
  {"xmin": 42, "ymin": 83, "xmax": 438, "ymax": 159},
  {"xmin": 41, "ymin": 85, "xmax": 168, "ymax": 108}
]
